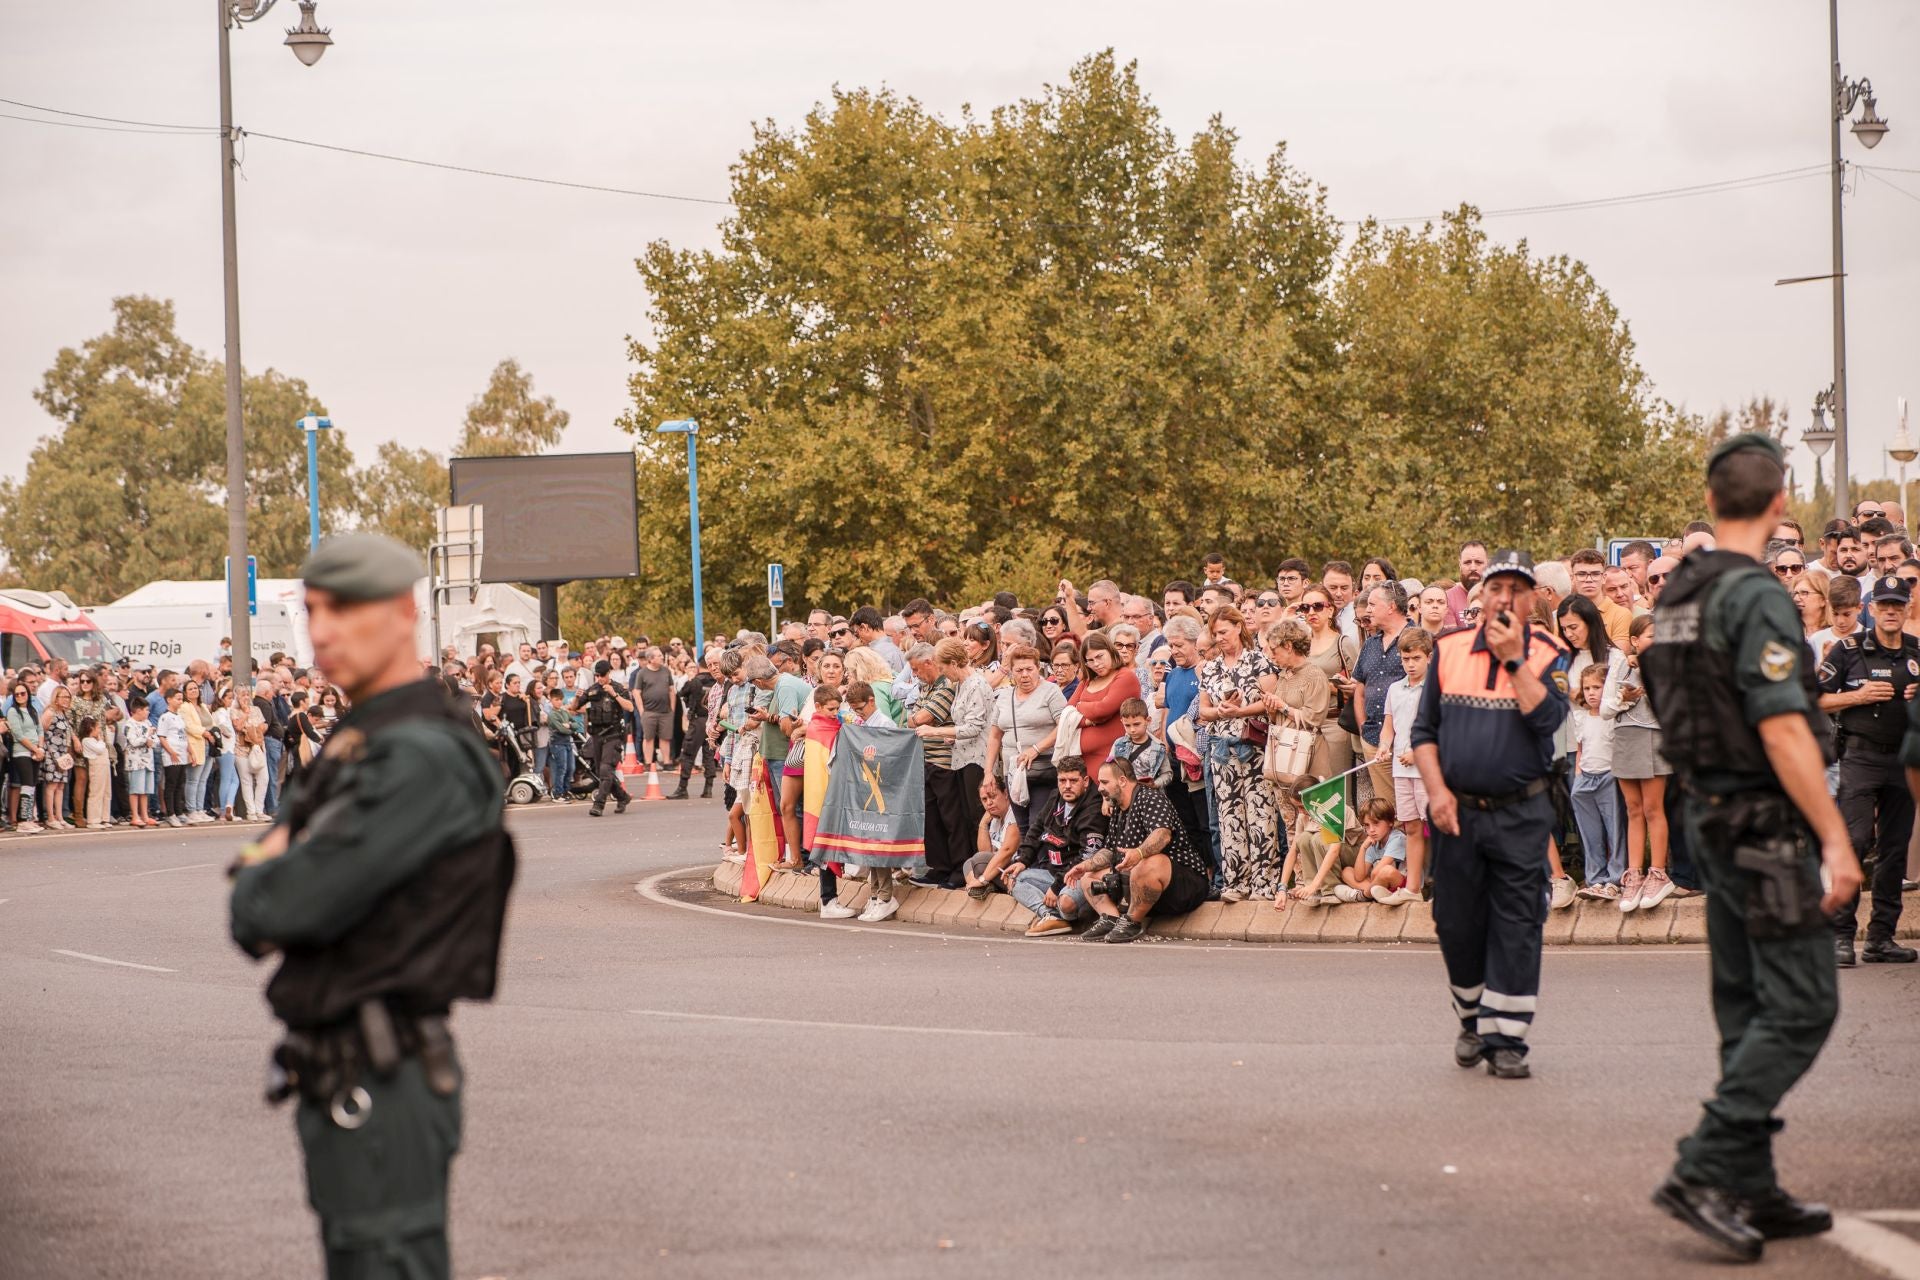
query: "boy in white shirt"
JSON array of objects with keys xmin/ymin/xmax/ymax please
[
  {"xmin": 1570, "ymin": 664, "xmax": 1628, "ymax": 899},
  {"xmin": 1372, "ymin": 628, "xmax": 1432, "ymax": 905}
]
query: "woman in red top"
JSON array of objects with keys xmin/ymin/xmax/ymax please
[{"xmin": 1068, "ymin": 631, "xmax": 1141, "ymax": 777}]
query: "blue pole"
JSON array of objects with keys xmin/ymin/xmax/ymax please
[
  {"xmin": 305, "ymin": 426, "xmax": 321, "ymax": 553},
  {"xmin": 686, "ymin": 432, "xmax": 704, "ymax": 652}
]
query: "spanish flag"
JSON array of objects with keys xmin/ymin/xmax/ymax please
[
  {"xmin": 741, "ymin": 753, "xmax": 786, "ymax": 901},
  {"xmin": 802, "ymin": 711, "xmax": 842, "ymax": 855}
]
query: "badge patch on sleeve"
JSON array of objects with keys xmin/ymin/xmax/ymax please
[
  {"xmin": 1759, "ymin": 641, "xmax": 1797, "ymax": 682},
  {"xmin": 1551, "ymin": 669, "xmax": 1569, "ymax": 696}
]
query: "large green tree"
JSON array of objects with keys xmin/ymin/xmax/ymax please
[{"xmin": 0, "ymin": 296, "xmax": 352, "ymax": 598}]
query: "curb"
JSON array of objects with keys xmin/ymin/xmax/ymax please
[{"xmin": 708, "ymin": 863, "xmax": 1920, "ymax": 944}]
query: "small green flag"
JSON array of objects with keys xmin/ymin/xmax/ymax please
[{"xmin": 1300, "ymin": 774, "xmax": 1348, "ymax": 841}]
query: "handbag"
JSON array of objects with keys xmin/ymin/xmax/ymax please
[
  {"xmin": 56, "ymin": 751, "xmax": 74, "ymax": 772},
  {"xmin": 1335, "ymin": 638, "xmax": 1360, "ymax": 735},
  {"xmin": 247, "ymin": 743, "xmax": 267, "ymax": 772},
  {"xmin": 1262, "ymin": 724, "xmax": 1317, "ymax": 788},
  {"xmin": 1003, "ymin": 692, "xmax": 1031, "ymax": 805},
  {"xmin": 1052, "ymin": 705, "xmax": 1085, "ymax": 767}
]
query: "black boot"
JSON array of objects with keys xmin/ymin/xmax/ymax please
[
  {"xmin": 700, "ymin": 776, "xmax": 714, "ymax": 798},
  {"xmin": 1862, "ymin": 937, "xmax": 1918, "ymax": 963},
  {"xmin": 1485, "ymin": 1048, "xmax": 1531, "ymax": 1080},
  {"xmin": 1740, "ymin": 1187, "xmax": 1833, "ymax": 1239},
  {"xmin": 668, "ymin": 776, "xmax": 690, "ymax": 800},
  {"xmin": 1653, "ymin": 1175, "xmax": 1764, "ymax": 1262},
  {"xmin": 1836, "ymin": 937, "xmax": 1857, "ymax": 968},
  {"xmin": 1454, "ymin": 1030, "xmax": 1485, "ymax": 1069}
]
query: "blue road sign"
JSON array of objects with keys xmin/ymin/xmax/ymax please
[
  {"xmin": 224, "ymin": 555, "xmax": 258, "ymax": 617},
  {"xmin": 767, "ymin": 563, "xmax": 785, "ymax": 610}
]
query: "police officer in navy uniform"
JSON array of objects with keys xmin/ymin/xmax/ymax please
[
  {"xmin": 229, "ymin": 534, "xmax": 516, "ymax": 1279},
  {"xmin": 1817, "ymin": 573, "xmax": 1920, "ymax": 965},
  {"xmin": 573, "ymin": 659, "xmax": 635, "ymax": 817},
  {"xmin": 1642, "ymin": 434, "xmax": 1862, "ymax": 1262},
  {"xmin": 1411, "ymin": 548, "xmax": 1570, "ymax": 1081}
]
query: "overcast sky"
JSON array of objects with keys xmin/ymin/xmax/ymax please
[{"xmin": 3, "ymin": 0, "xmax": 1915, "ymax": 514}]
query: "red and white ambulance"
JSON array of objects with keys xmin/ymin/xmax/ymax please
[{"xmin": 0, "ymin": 588, "xmax": 124, "ymax": 671}]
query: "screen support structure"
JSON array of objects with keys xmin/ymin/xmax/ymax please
[
  {"xmin": 430, "ymin": 505, "xmax": 483, "ymax": 661},
  {"xmin": 538, "ymin": 584, "xmax": 563, "ymax": 643}
]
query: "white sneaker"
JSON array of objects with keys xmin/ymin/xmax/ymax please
[
  {"xmin": 722, "ymin": 852, "xmax": 745, "ymax": 864},
  {"xmin": 819, "ymin": 900, "xmax": 857, "ymax": 920},
  {"xmin": 16, "ymin": 821, "xmax": 43, "ymax": 834},
  {"xmin": 859, "ymin": 896, "xmax": 899, "ymax": 923},
  {"xmin": 1638, "ymin": 867, "xmax": 1675, "ymax": 910},
  {"xmin": 1549, "ymin": 876, "xmax": 1575, "ymax": 910},
  {"xmin": 1378, "ymin": 886, "xmax": 1420, "ymax": 906},
  {"xmin": 1370, "ymin": 884, "xmax": 1395, "ymax": 904},
  {"xmin": 1332, "ymin": 884, "xmax": 1366, "ymax": 903}
]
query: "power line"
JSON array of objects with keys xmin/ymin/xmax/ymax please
[
  {"xmin": 242, "ymin": 130, "xmax": 734, "ymax": 207},
  {"xmin": 1376, "ymin": 165, "xmax": 1830, "ymax": 225},
  {"xmin": 0, "ymin": 95, "xmax": 217, "ymax": 132},
  {"xmin": 1861, "ymin": 166, "xmax": 1920, "ymax": 206},
  {"xmin": 0, "ymin": 109, "xmax": 210, "ymax": 136}
]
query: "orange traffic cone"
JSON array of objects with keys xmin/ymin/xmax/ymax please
[
  {"xmin": 618, "ymin": 738, "xmax": 640, "ymax": 776},
  {"xmin": 641, "ymin": 767, "xmax": 665, "ymax": 802}
]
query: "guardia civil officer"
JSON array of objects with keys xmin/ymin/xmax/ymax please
[
  {"xmin": 1411, "ymin": 549, "xmax": 1570, "ymax": 1081},
  {"xmin": 1641, "ymin": 433, "xmax": 1863, "ymax": 1262},
  {"xmin": 573, "ymin": 659, "xmax": 635, "ymax": 817},
  {"xmin": 228, "ymin": 534, "xmax": 517, "ymax": 1280},
  {"xmin": 1817, "ymin": 574, "xmax": 1920, "ymax": 966}
]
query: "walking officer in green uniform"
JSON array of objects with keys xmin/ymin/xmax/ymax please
[
  {"xmin": 1642, "ymin": 434, "xmax": 1862, "ymax": 1262},
  {"xmin": 229, "ymin": 533, "xmax": 516, "ymax": 1280},
  {"xmin": 1816, "ymin": 573, "xmax": 1920, "ymax": 966}
]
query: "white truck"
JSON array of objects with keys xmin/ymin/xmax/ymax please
[{"xmin": 86, "ymin": 580, "xmax": 308, "ymax": 668}]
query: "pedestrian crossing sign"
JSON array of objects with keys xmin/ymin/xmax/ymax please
[{"xmin": 1300, "ymin": 775, "xmax": 1348, "ymax": 842}]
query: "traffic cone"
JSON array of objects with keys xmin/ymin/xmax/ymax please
[
  {"xmin": 618, "ymin": 738, "xmax": 641, "ymax": 776},
  {"xmin": 641, "ymin": 767, "xmax": 665, "ymax": 802}
]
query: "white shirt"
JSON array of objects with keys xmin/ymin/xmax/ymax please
[
  {"xmin": 1576, "ymin": 704, "xmax": 1615, "ymax": 776},
  {"xmin": 1809, "ymin": 624, "xmax": 1860, "ymax": 662},
  {"xmin": 1334, "ymin": 603, "xmax": 1361, "ymax": 647},
  {"xmin": 1382, "ymin": 677, "xmax": 1423, "ymax": 778}
]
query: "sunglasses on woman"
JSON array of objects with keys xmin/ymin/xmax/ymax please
[
  {"xmin": 1042, "ymin": 616, "xmax": 1064, "ymax": 628},
  {"xmin": 1255, "ymin": 595, "xmax": 1282, "ymax": 608},
  {"xmin": 1298, "ymin": 602, "xmax": 1328, "ymax": 613},
  {"xmin": 1772, "ymin": 564, "xmax": 1804, "ymax": 578},
  {"xmin": 1114, "ymin": 641, "xmax": 1138, "ymax": 652}
]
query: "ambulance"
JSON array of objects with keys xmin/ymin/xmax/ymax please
[{"xmin": 0, "ymin": 588, "xmax": 124, "ymax": 671}]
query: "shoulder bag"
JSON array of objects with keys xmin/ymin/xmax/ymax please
[
  {"xmin": 1052, "ymin": 704, "xmax": 1085, "ymax": 767},
  {"xmin": 1262, "ymin": 718, "xmax": 1317, "ymax": 789}
]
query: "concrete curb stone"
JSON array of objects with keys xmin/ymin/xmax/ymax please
[
  {"xmin": 1360, "ymin": 903, "xmax": 1407, "ymax": 943},
  {"xmin": 1621, "ymin": 903, "xmax": 1676, "ymax": 943},
  {"xmin": 1319, "ymin": 903, "xmax": 1368, "ymax": 942},
  {"xmin": 1280, "ymin": 901, "xmax": 1326, "ymax": 943},
  {"xmin": 980, "ymin": 894, "xmax": 1017, "ymax": 929},
  {"xmin": 1571, "ymin": 902, "xmax": 1625, "ymax": 945},
  {"xmin": 1542, "ymin": 905, "xmax": 1577, "ymax": 946},
  {"xmin": 1212, "ymin": 901, "xmax": 1259, "ymax": 941}
]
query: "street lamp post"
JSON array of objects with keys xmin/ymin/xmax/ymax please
[
  {"xmin": 217, "ymin": 0, "xmax": 332, "ymax": 664},
  {"xmin": 1889, "ymin": 398, "xmax": 1916, "ymax": 532},
  {"xmin": 301, "ymin": 414, "xmax": 333, "ymax": 552},
  {"xmin": 655, "ymin": 421, "xmax": 703, "ymax": 654},
  {"xmin": 1825, "ymin": 0, "xmax": 1890, "ymax": 520}
]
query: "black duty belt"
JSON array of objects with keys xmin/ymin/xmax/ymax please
[
  {"xmin": 1453, "ymin": 777, "xmax": 1550, "ymax": 812},
  {"xmin": 1847, "ymin": 738, "xmax": 1902, "ymax": 755},
  {"xmin": 267, "ymin": 1000, "xmax": 460, "ymax": 1128}
]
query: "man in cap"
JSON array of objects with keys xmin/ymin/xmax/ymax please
[
  {"xmin": 572, "ymin": 658, "xmax": 635, "ymax": 816},
  {"xmin": 1411, "ymin": 548, "xmax": 1570, "ymax": 1081},
  {"xmin": 228, "ymin": 533, "xmax": 516, "ymax": 1280},
  {"xmin": 1641, "ymin": 434, "xmax": 1862, "ymax": 1260},
  {"xmin": 1816, "ymin": 573, "xmax": 1920, "ymax": 965}
]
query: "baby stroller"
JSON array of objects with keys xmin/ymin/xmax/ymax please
[{"xmin": 491, "ymin": 721, "xmax": 549, "ymax": 806}]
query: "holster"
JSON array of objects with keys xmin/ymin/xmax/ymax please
[
  {"xmin": 1699, "ymin": 790, "xmax": 1827, "ymax": 940},
  {"xmin": 267, "ymin": 1003, "xmax": 461, "ymax": 1107}
]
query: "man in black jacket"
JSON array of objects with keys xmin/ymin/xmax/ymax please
[{"xmin": 1001, "ymin": 756, "xmax": 1105, "ymax": 937}]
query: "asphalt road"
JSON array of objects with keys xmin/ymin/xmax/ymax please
[{"xmin": 3, "ymin": 798, "xmax": 1917, "ymax": 1280}]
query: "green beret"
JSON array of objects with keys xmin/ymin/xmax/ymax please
[
  {"xmin": 299, "ymin": 533, "xmax": 426, "ymax": 602},
  {"xmin": 1707, "ymin": 431, "xmax": 1786, "ymax": 475}
]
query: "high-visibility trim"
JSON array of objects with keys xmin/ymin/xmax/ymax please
[
  {"xmin": 1476, "ymin": 1016, "xmax": 1533, "ymax": 1038},
  {"xmin": 1480, "ymin": 990, "xmax": 1539, "ymax": 1013}
]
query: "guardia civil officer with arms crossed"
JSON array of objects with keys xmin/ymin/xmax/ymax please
[
  {"xmin": 229, "ymin": 534, "xmax": 517, "ymax": 1279},
  {"xmin": 1816, "ymin": 571, "xmax": 1920, "ymax": 966},
  {"xmin": 1642, "ymin": 434, "xmax": 1863, "ymax": 1262}
]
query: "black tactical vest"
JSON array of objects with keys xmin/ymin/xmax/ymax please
[
  {"xmin": 266, "ymin": 679, "xmax": 516, "ymax": 1029},
  {"xmin": 1643, "ymin": 550, "xmax": 1828, "ymax": 784}
]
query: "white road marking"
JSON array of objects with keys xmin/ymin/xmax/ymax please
[
  {"xmin": 634, "ymin": 866, "xmax": 1707, "ymax": 956},
  {"xmin": 51, "ymin": 949, "xmax": 176, "ymax": 973},
  {"xmin": 1829, "ymin": 1214, "xmax": 1920, "ymax": 1279},
  {"xmin": 131, "ymin": 862, "xmax": 218, "ymax": 878},
  {"xmin": 629, "ymin": 1007, "xmax": 1030, "ymax": 1038}
]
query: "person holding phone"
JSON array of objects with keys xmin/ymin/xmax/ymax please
[{"xmin": 1411, "ymin": 550, "xmax": 1571, "ymax": 1082}]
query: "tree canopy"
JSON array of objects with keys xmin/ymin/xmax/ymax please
[
  {"xmin": 617, "ymin": 52, "xmax": 1707, "ymax": 635},
  {"xmin": 0, "ymin": 298, "xmax": 564, "ymax": 600}
]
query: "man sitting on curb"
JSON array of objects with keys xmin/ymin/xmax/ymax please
[
  {"xmin": 1002, "ymin": 756, "xmax": 1105, "ymax": 936},
  {"xmin": 962, "ymin": 774, "xmax": 1023, "ymax": 899},
  {"xmin": 1071, "ymin": 761, "xmax": 1213, "ymax": 944}
]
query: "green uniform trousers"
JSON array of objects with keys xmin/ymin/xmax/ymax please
[
  {"xmin": 295, "ymin": 1056, "xmax": 462, "ymax": 1280},
  {"xmin": 1673, "ymin": 799, "xmax": 1838, "ymax": 1195}
]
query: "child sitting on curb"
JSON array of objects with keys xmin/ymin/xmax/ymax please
[{"xmin": 1288, "ymin": 797, "xmax": 1404, "ymax": 905}]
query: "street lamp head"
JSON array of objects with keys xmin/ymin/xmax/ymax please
[
  {"xmin": 284, "ymin": 1, "xmax": 332, "ymax": 66},
  {"xmin": 1851, "ymin": 96, "xmax": 1888, "ymax": 149},
  {"xmin": 656, "ymin": 419, "xmax": 699, "ymax": 435}
]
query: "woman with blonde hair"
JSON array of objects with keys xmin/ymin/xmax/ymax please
[
  {"xmin": 1195, "ymin": 606, "xmax": 1282, "ymax": 900},
  {"xmin": 1257, "ymin": 618, "xmax": 1333, "ymax": 866},
  {"xmin": 842, "ymin": 645, "xmax": 902, "ymax": 723},
  {"xmin": 180, "ymin": 676, "xmax": 212, "ymax": 823},
  {"xmin": 1789, "ymin": 574, "xmax": 1831, "ymax": 640}
]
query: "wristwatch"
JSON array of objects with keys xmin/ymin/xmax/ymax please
[{"xmin": 1502, "ymin": 658, "xmax": 1521, "ymax": 675}]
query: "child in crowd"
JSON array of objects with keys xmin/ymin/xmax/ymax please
[
  {"xmin": 842, "ymin": 681, "xmax": 896, "ymax": 729},
  {"xmin": 1571, "ymin": 664, "xmax": 1628, "ymax": 900},
  {"xmin": 1810, "ymin": 576, "xmax": 1862, "ymax": 660},
  {"xmin": 807, "ymin": 686, "xmax": 856, "ymax": 919},
  {"xmin": 79, "ymin": 716, "xmax": 111, "ymax": 827},
  {"xmin": 1372, "ymin": 628, "xmax": 1431, "ymax": 905},
  {"xmin": 545, "ymin": 685, "xmax": 577, "ymax": 804},
  {"xmin": 1109, "ymin": 697, "xmax": 1171, "ymax": 788},
  {"xmin": 120, "ymin": 699, "xmax": 156, "ymax": 828},
  {"xmin": 839, "ymin": 680, "xmax": 904, "ymax": 921},
  {"xmin": 1290, "ymin": 797, "xmax": 1403, "ymax": 904},
  {"xmin": 157, "ymin": 688, "xmax": 189, "ymax": 828}
]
